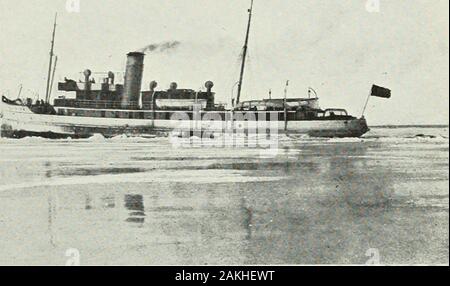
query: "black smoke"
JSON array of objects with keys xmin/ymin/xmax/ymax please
[{"xmin": 137, "ymin": 41, "xmax": 181, "ymax": 53}]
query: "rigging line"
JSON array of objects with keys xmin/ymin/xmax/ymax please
[{"xmin": 246, "ymin": 50, "xmax": 257, "ymax": 99}]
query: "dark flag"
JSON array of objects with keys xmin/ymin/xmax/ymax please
[{"xmin": 371, "ymin": 85, "xmax": 391, "ymax": 98}]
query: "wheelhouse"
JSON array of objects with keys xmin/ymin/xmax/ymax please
[{"xmin": 317, "ymin": 109, "xmax": 354, "ymax": 119}]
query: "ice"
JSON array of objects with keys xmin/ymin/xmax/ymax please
[
  {"xmin": 86, "ymin": 133, "xmax": 106, "ymax": 142},
  {"xmin": 0, "ymin": 125, "xmax": 448, "ymax": 265}
]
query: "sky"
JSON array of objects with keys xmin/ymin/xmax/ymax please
[{"xmin": 0, "ymin": 0, "xmax": 448, "ymax": 125}]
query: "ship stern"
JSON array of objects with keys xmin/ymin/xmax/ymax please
[
  {"xmin": 306, "ymin": 117, "xmax": 370, "ymax": 138},
  {"xmin": 351, "ymin": 117, "xmax": 370, "ymax": 137}
]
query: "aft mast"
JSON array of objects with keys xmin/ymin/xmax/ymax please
[
  {"xmin": 235, "ymin": 0, "xmax": 254, "ymax": 106},
  {"xmin": 45, "ymin": 13, "xmax": 57, "ymax": 104}
]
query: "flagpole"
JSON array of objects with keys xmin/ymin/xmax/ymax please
[{"xmin": 361, "ymin": 91, "xmax": 371, "ymax": 118}]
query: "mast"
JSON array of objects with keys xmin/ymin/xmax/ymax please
[
  {"xmin": 49, "ymin": 56, "xmax": 58, "ymax": 100},
  {"xmin": 284, "ymin": 80, "xmax": 289, "ymax": 131},
  {"xmin": 235, "ymin": 0, "xmax": 254, "ymax": 106},
  {"xmin": 45, "ymin": 13, "xmax": 57, "ymax": 104}
]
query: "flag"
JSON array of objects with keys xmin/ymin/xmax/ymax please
[{"xmin": 371, "ymin": 85, "xmax": 391, "ymax": 98}]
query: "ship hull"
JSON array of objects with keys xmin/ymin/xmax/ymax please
[{"xmin": 1, "ymin": 102, "xmax": 369, "ymax": 139}]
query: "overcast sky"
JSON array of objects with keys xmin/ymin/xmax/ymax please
[{"xmin": 1, "ymin": 0, "xmax": 448, "ymax": 125}]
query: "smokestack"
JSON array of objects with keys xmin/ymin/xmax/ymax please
[{"xmin": 122, "ymin": 52, "xmax": 145, "ymax": 108}]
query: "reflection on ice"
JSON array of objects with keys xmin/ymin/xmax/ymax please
[{"xmin": 125, "ymin": 194, "xmax": 145, "ymax": 224}]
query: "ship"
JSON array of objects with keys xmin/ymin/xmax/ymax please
[{"xmin": 1, "ymin": 1, "xmax": 371, "ymax": 139}]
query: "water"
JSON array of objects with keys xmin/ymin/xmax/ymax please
[{"xmin": 0, "ymin": 126, "xmax": 448, "ymax": 265}]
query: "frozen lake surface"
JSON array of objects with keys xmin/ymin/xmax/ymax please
[{"xmin": 0, "ymin": 126, "xmax": 448, "ymax": 265}]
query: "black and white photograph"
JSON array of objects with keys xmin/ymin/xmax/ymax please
[{"xmin": 0, "ymin": 0, "xmax": 448, "ymax": 270}]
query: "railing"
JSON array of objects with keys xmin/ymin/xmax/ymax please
[
  {"xmin": 54, "ymin": 98, "xmax": 140, "ymax": 110},
  {"xmin": 61, "ymin": 72, "xmax": 125, "ymax": 84}
]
